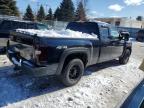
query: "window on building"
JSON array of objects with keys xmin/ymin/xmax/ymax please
[{"xmin": 115, "ymin": 21, "xmax": 120, "ymax": 26}]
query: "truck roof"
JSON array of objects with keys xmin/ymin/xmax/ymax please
[
  {"xmin": 72, "ymin": 20, "xmax": 110, "ymax": 27},
  {"xmin": 89, "ymin": 20, "xmax": 110, "ymax": 27}
]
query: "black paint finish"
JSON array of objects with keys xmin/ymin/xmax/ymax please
[{"xmin": 7, "ymin": 21, "xmax": 132, "ymax": 77}]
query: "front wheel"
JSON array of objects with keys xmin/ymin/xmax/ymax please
[
  {"xmin": 60, "ymin": 59, "xmax": 84, "ymax": 87},
  {"xmin": 119, "ymin": 49, "xmax": 131, "ymax": 64}
]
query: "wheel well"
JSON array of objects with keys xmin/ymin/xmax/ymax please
[{"xmin": 63, "ymin": 53, "xmax": 88, "ymax": 69}]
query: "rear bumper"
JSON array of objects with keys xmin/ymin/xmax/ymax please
[{"xmin": 7, "ymin": 49, "xmax": 58, "ymax": 77}]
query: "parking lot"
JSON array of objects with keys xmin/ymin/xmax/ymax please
[{"xmin": 0, "ymin": 41, "xmax": 144, "ymax": 108}]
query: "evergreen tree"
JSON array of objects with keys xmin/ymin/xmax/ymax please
[
  {"xmin": 75, "ymin": 1, "xmax": 86, "ymax": 21},
  {"xmin": 54, "ymin": 7, "xmax": 61, "ymax": 20},
  {"xmin": 9, "ymin": 0, "xmax": 19, "ymax": 16},
  {"xmin": 37, "ymin": 5, "xmax": 45, "ymax": 22},
  {"xmin": 136, "ymin": 16, "xmax": 143, "ymax": 21},
  {"xmin": 0, "ymin": 0, "xmax": 19, "ymax": 16},
  {"xmin": 46, "ymin": 8, "xmax": 53, "ymax": 20},
  {"xmin": 58, "ymin": 0, "xmax": 75, "ymax": 21},
  {"xmin": 23, "ymin": 5, "xmax": 35, "ymax": 21}
]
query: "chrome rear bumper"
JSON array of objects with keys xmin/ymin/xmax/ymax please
[{"xmin": 7, "ymin": 49, "xmax": 58, "ymax": 77}]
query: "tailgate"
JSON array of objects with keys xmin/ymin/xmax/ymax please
[
  {"xmin": 8, "ymin": 32, "xmax": 35, "ymax": 61},
  {"xmin": 9, "ymin": 41, "xmax": 34, "ymax": 60}
]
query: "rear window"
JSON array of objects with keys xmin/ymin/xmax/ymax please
[{"xmin": 66, "ymin": 22, "xmax": 99, "ymax": 35}]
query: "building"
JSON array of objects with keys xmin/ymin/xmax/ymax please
[
  {"xmin": 93, "ymin": 17, "xmax": 144, "ymax": 38},
  {"xmin": 94, "ymin": 17, "xmax": 144, "ymax": 29}
]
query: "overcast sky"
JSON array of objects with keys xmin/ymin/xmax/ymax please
[{"xmin": 16, "ymin": 0, "xmax": 144, "ymax": 18}]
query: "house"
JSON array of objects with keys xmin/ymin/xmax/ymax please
[{"xmin": 94, "ymin": 17, "xmax": 144, "ymax": 29}]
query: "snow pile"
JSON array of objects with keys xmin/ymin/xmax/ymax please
[
  {"xmin": 16, "ymin": 29, "xmax": 98, "ymax": 39},
  {"xmin": 0, "ymin": 42, "xmax": 144, "ymax": 108}
]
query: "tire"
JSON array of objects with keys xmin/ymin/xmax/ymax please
[
  {"xmin": 60, "ymin": 59, "xmax": 84, "ymax": 87},
  {"xmin": 119, "ymin": 49, "xmax": 131, "ymax": 64}
]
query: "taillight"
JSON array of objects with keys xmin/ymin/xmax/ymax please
[
  {"xmin": 35, "ymin": 50, "xmax": 41, "ymax": 55},
  {"xmin": 33, "ymin": 44, "xmax": 39, "ymax": 62},
  {"xmin": 33, "ymin": 44, "xmax": 48, "ymax": 65}
]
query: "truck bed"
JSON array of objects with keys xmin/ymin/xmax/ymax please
[{"xmin": 15, "ymin": 29, "xmax": 98, "ymax": 39}]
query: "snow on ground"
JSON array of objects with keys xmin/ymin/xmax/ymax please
[
  {"xmin": 16, "ymin": 29, "xmax": 98, "ymax": 39},
  {"xmin": 0, "ymin": 42, "xmax": 144, "ymax": 108}
]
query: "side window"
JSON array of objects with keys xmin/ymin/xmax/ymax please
[
  {"xmin": 110, "ymin": 28, "xmax": 119, "ymax": 39},
  {"xmin": 100, "ymin": 27, "xmax": 109, "ymax": 39}
]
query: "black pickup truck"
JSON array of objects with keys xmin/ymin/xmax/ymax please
[{"xmin": 7, "ymin": 21, "xmax": 132, "ymax": 86}]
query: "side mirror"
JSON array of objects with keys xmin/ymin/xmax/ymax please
[
  {"xmin": 120, "ymin": 32, "xmax": 130, "ymax": 41},
  {"xmin": 119, "ymin": 34, "xmax": 123, "ymax": 40}
]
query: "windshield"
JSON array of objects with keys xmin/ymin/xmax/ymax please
[
  {"xmin": 37, "ymin": 24, "xmax": 48, "ymax": 30},
  {"xmin": 66, "ymin": 22, "xmax": 99, "ymax": 35}
]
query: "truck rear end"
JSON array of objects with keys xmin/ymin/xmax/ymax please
[
  {"xmin": 7, "ymin": 21, "xmax": 100, "ymax": 86},
  {"xmin": 7, "ymin": 31, "xmax": 59, "ymax": 77}
]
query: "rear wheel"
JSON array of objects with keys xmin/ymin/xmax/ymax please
[
  {"xmin": 60, "ymin": 59, "xmax": 84, "ymax": 86},
  {"xmin": 119, "ymin": 49, "xmax": 131, "ymax": 64}
]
